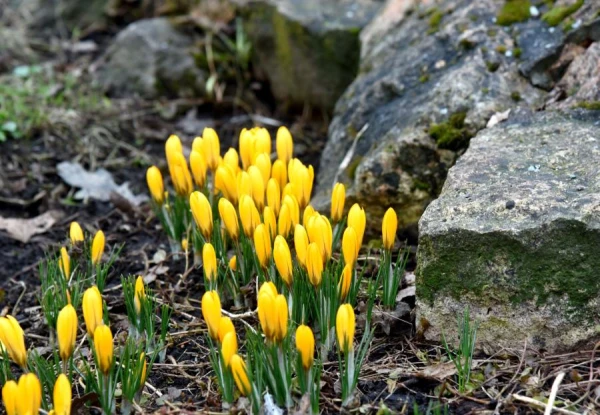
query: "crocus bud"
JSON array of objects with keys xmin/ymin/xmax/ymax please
[
  {"xmin": 169, "ymin": 152, "xmax": 193, "ymax": 196},
  {"xmin": 253, "ymin": 224, "xmax": 272, "ymax": 269},
  {"xmin": 348, "ymin": 204, "xmax": 366, "ymax": 248},
  {"xmin": 229, "ymin": 255, "xmax": 237, "ymax": 272},
  {"xmin": 306, "ymin": 242, "xmax": 323, "ymax": 287},
  {"xmin": 248, "ymin": 165, "xmax": 265, "ymax": 210},
  {"xmin": 202, "ymin": 128, "xmax": 221, "ymax": 171},
  {"xmin": 293, "ymin": 224, "xmax": 309, "ymax": 268},
  {"xmin": 16, "ymin": 373, "xmax": 41, "ymax": 415},
  {"xmin": 266, "ymin": 178, "xmax": 281, "ymax": 216},
  {"xmin": 190, "ymin": 191, "xmax": 213, "ymax": 241},
  {"xmin": 203, "ymin": 243, "xmax": 217, "ymax": 283},
  {"xmin": 219, "ymin": 198, "xmax": 239, "ymax": 241},
  {"xmin": 336, "ymin": 304, "xmax": 355, "ymax": 353},
  {"xmin": 0, "ymin": 316, "xmax": 27, "ymax": 368},
  {"xmin": 146, "ymin": 166, "xmax": 165, "ymax": 204},
  {"xmin": 274, "ymin": 236, "xmax": 293, "ymax": 287},
  {"xmin": 382, "ymin": 207, "xmax": 398, "ymax": 251},
  {"xmin": 253, "ymin": 127, "xmax": 271, "ymax": 156},
  {"xmin": 342, "ymin": 226, "xmax": 359, "ymax": 266},
  {"xmin": 2, "ymin": 380, "xmax": 17, "ymax": 415},
  {"xmin": 221, "ymin": 331, "xmax": 238, "ymax": 368},
  {"xmin": 295, "ymin": 325, "xmax": 314, "ymax": 370},
  {"xmin": 302, "ymin": 205, "xmax": 317, "ymax": 229},
  {"xmin": 140, "ymin": 353, "xmax": 148, "ymax": 387},
  {"xmin": 258, "ymin": 292, "xmax": 288, "ymax": 343},
  {"xmin": 57, "ymin": 304, "xmax": 77, "ymax": 361},
  {"xmin": 276, "ymin": 126, "xmax": 293, "ymax": 163},
  {"xmin": 91, "ymin": 230, "xmax": 105, "ymax": 265},
  {"xmin": 239, "ymin": 129, "xmax": 255, "ymax": 171},
  {"xmin": 307, "ymin": 215, "xmax": 332, "ymax": 261},
  {"xmin": 288, "ymin": 160, "xmax": 313, "ymax": 210},
  {"xmin": 94, "ymin": 325, "xmax": 114, "ymax": 375},
  {"xmin": 82, "ymin": 286, "xmax": 103, "ymax": 337},
  {"xmin": 201, "ymin": 291, "xmax": 221, "ymax": 340},
  {"xmin": 69, "ymin": 222, "xmax": 84, "ymax": 244},
  {"xmin": 190, "ymin": 150, "xmax": 207, "ymax": 188},
  {"xmin": 217, "ymin": 316, "xmax": 235, "ymax": 343},
  {"xmin": 215, "ymin": 165, "xmax": 238, "ymax": 204},
  {"xmin": 134, "ymin": 276, "xmax": 145, "ymax": 315},
  {"xmin": 271, "ymin": 159, "xmax": 287, "ymax": 191},
  {"xmin": 339, "ymin": 263, "xmax": 353, "ymax": 302},
  {"xmin": 331, "ymin": 183, "xmax": 345, "ymax": 223},
  {"xmin": 52, "ymin": 374, "xmax": 71, "ymax": 415},
  {"xmin": 239, "ymin": 195, "xmax": 260, "ymax": 238},
  {"xmin": 165, "ymin": 134, "xmax": 183, "ymax": 162},
  {"xmin": 237, "ymin": 170, "xmax": 252, "ymax": 199},
  {"xmin": 223, "ymin": 148, "xmax": 240, "ymax": 175},
  {"xmin": 277, "ymin": 204, "xmax": 292, "ymax": 239},
  {"xmin": 230, "ymin": 354, "xmax": 251, "ymax": 396},
  {"xmin": 263, "ymin": 206, "xmax": 277, "ymax": 240},
  {"xmin": 253, "ymin": 153, "xmax": 271, "ymax": 189},
  {"xmin": 282, "ymin": 195, "xmax": 300, "ymax": 227},
  {"xmin": 59, "ymin": 247, "xmax": 70, "ymax": 279}
]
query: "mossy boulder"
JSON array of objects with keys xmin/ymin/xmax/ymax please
[
  {"xmin": 93, "ymin": 18, "xmax": 206, "ymax": 99},
  {"xmin": 416, "ymin": 109, "xmax": 600, "ymax": 352},
  {"xmin": 240, "ymin": 0, "xmax": 384, "ymax": 111}
]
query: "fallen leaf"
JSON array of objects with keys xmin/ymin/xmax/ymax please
[
  {"xmin": 57, "ymin": 161, "xmax": 148, "ymax": 206},
  {"xmin": 414, "ymin": 361, "xmax": 457, "ymax": 381},
  {"xmin": 0, "ymin": 210, "xmax": 63, "ymax": 243}
]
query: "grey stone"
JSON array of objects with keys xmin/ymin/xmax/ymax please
[
  {"xmin": 547, "ymin": 42, "xmax": 600, "ymax": 109},
  {"xmin": 416, "ymin": 109, "xmax": 600, "ymax": 352},
  {"xmin": 93, "ymin": 18, "xmax": 206, "ymax": 99},
  {"xmin": 240, "ymin": 0, "xmax": 384, "ymax": 111},
  {"xmin": 315, "ymin": 0, "xmax": 546, "ymax": 232}
]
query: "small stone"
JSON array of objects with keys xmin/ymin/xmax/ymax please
[
  {"xmin": 505, "ymin": 200, "xmax": 515, "ymax": 209},
  {"xmin": 576, "ymin": 185, "xmax": 585, "ymax": 191},
  {"xmin": 529, "ymin": 6, "xmax": 539, "ymax": 17}
]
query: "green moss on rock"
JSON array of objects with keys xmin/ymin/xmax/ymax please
[
  {"xmin": 576, "ymin": 101, "xmax": 600, "ymax": 110},
  {"xmin": 486, "ymin": 61, "xmax": 500, "ymax": 72},
  {"xmin": 347, "ymin": 156, "xmax": 363, "ymax": 180},
  {"xmin": 496, "ymin": 0, "xmax": 531, "ymax": 26},
  {"xmin": 511, "ymin": 91, "xmax": 522, "ymax": 102},
  {"xmin": 513, "ymin": 47, "xmax": 522, "ymax": 58},
  {"xmin": 542, "ymin": 0, "xmax": 584, "ymax": 26},
  {"xmin": 429, "ymin": 111, "xmax": 471, "ymax": 150},
  {"xmin": 427, "ymin": 9, "xmax": 444, "ymax": 34}
]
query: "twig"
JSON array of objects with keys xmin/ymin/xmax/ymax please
[
  {"xmin": 544, "ymin": 372, "xmax": 565, "ymax": 415},
  {"xmin": 512, "ymin": 393, "xmax": 579, "ymax": 415}
]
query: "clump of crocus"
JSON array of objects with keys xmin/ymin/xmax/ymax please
[{"xmin": 2, "ymin": 373, "xmax": 41, "ymax": 415}]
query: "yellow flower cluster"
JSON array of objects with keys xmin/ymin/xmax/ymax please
[{"xmin": 147, "ymin": 126, "xmax": 402, "ymax": 409}]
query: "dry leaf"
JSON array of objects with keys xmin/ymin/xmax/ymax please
[
  {"xmin": 57, "ymin": 161, "xmax": 148, "ymax": 206},
  {"xmin": 0, "ymin": 210, "xmax": 63, "ymax": 243},
  {"xmin": 414, "ymin": 361, "xmax": 457, "ymax": 381}
]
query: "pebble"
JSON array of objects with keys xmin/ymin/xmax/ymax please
[
  {"xmin": 530, "ymin": 6, "xmax": 539, "ymax": 17},
  {"xmin": 506, "ymin": 200, "xmax": 516, "ymax": 209}
]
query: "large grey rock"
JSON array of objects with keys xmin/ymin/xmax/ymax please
[
  {"xmin": 241, "ymin": 0, "xmax": 384, "ymax": 111},
  {"xmin": 416, "ymin": 109, "xmax": 600, "ymax": 352},
  {"xmin": 93, "ymin": 18, "xmax": 206, "ymax": 99},
  {"xmin": 315, "ymin": 0, "xmax": 547, "ymax": 232}
]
